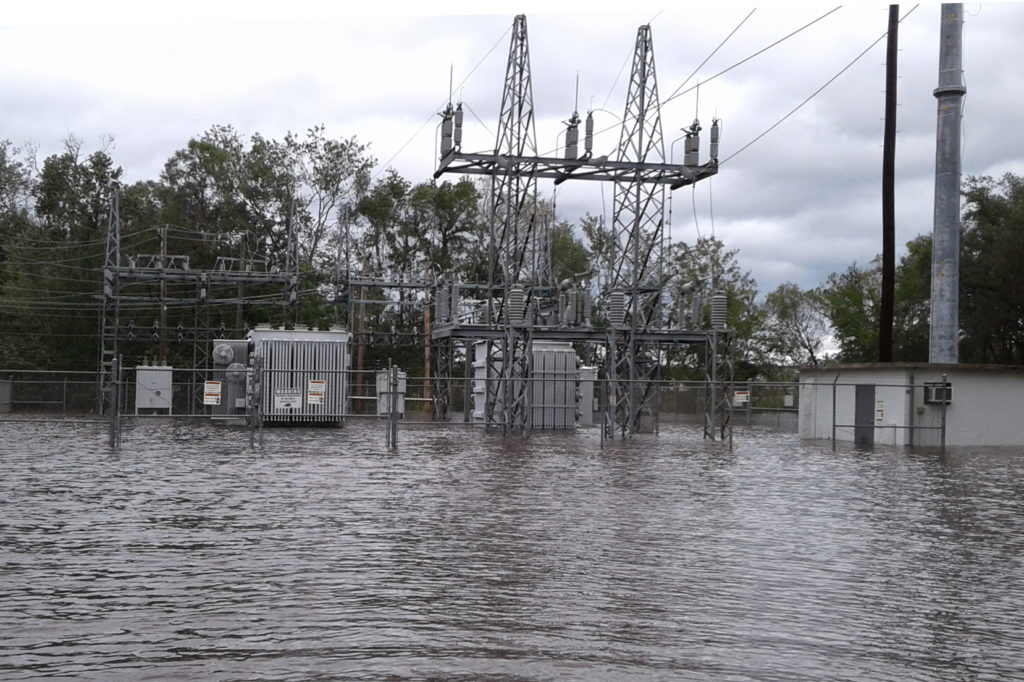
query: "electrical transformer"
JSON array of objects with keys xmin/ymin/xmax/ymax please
[
  {"xmin": 248, "ymin": 327, "xmax": 350, "ymax": 425},
  {"xmin": 210, "ymin": 339, "xmax": 250, "ymax": 421},
  {"xmin": 472, "ymin": 340, "xmax": 581, "ymax": 430}
]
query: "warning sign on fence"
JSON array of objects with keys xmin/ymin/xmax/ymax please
[
  {"xmin": 203, "ymin": 381, "xmax": 222, "ymax": 406},
  {"xmin": 274, "ymin": 387, "xmax": 302, "ymax": 409},
  {"xmin": 307, "ymin": 379, "xmax": 325, "ymax": 406},
  {"xmin": 733, "ymin": 390, "xmax": 750, "ymax": 405}
]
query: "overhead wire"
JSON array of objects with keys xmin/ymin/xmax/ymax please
[
  {"xmin": 665, "ymin": 8, "xmax": 757, "ymax": 103},
  {"xmin": 664, "ymin": 6, "xmax": 843, "ymax": 106},
  {"xmin": 720, "ymin": 4, "xmax": 920, "ymax": 166},
  {"xmin": 536, "ymin": 6, "xmax": 841, "ymax": 162},
  {"xmin": 375, "ymin": 21, "xmax": 513, "ymax": 178},
  {"xmin": 460, "ymin": 102, "xmax": 495, "ymax": 140}
]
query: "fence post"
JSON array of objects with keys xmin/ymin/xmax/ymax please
[
  {"xmin": 108, "ymin": 356, "xmax": 121, "ymax": 449},
  {"xmin": 831, "ymin": 375, "xmax": 838, "ymax": 452},
  {"xmin": 390, "ymin": 364, "xmax": 399, "ymax": 449},
  {"xmin": 940, "ymin": 372, "xmax": 948, "ymax": 452},
  {"xmin": 249, "ymin": 357, "xmax": 264, "ymax": 449},
  {"xmin": 746, "ymin": 382, "xmax": 753, "ymax": 426}
]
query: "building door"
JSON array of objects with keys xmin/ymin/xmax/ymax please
[{"xmin": 854, "ymin": 384, "xmax": 875, "ymax": 447}]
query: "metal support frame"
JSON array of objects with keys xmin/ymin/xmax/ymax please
[
  {"xmin": 431, "ymin": 335, "xmax": 454, "ymax": 420},
  {"xmin": 703, "ymin": 330, "xmax": 734, "ymax": 442},
  {"xmin": 98, "ymin": 186, "xmax": 122, "ymax": 415},
  {"xmin": 97, "ymin": 198, "xmax": 300, "ymax": 415}
]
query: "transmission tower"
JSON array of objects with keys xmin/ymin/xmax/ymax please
[
  {"xmin": 432, "ymin": 15, "xmax": 728, "ymax": 439},
  {"xmin": 607, "ymin": 24, "xmax": 668, "ymax": 437}
]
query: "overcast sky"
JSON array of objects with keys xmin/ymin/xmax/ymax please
[{"xmin": 4, "ymin": 1, "xmax": 1023, "ymax": 296}]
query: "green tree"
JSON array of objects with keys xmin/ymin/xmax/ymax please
[
  {"xmin": 408, "ymin": 178, "xmax": 482, "ymax": 277},
  {"xmin": 0, "ymin": 140, "xmax": 36, "ymax": 271},
  {"xmin": 892, "ymin": 235, "xmax": 931, "ymax": 361},
  {"xmin": 549, "ymin": 220, "xmax": 590, "ymax": 285},
  {"xmin": 579, "ymin": 211, "xmax": 615, "ymax": 301},
  {"xmin": 34, "ymin": 137, "xmax": 122, "ymax": 241},
  {"xmin": 819, "ymin": 239, "xmax": 933, "ymax": 364},
  {"xmin": 760, "ymin": 282, "xmax": 830, "ymax": 370},
  {"xmin": 666, "ymin": 236, "xmax": 764, "ymax": 379},
  {"xmin": 289, "ymin": 125, "xmax": 373, "ymax": 270},
  {"xmin": 960, "ymin": 173, "xmax": 1024, "ymax": 364},
  {"xmin": 819, "ymin": 261, "xmax": 880, "ymax": 363},
  {"xmin": 0, "ymin": 138, "xmax": 123, "ymax": 369}
]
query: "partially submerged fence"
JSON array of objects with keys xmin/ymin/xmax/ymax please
[
  {"xmin": 1, "ymin": 367, "xmax": 799, "ymax": 453},
  {"xmin": 799, "ymin": 374, "xmax": 950, "ymax": 450},
  {"xmin": 1, "ymin": 368, "xmax": 797, "ymax": 423}
]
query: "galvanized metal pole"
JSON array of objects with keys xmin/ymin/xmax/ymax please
[{"xmin": 929, "ymin": 4, "xmax": 966, "ymax": 364}]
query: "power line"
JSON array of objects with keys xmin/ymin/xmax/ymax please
[
  {"xmin": 665, "ymin": 8, "xmax": 757, "ymax": 103},
  {"xmin": 663, "ymin": 6, "xmax": 843, "ymax": 107},
  {"xmin": 537, "ymin": 7, "xmax": 842, "ymax": 161},
  {"xmin": 720, "ymin": 5, "xmax": 920, "ymax": 166},
  {"xmin": 374, "ymin": 22, "xmax": 513, "ymax": 179}
]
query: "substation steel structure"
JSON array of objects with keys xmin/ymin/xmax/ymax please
[
  {"xmin": 431, "ymin": 15, "xmax": 733, "ymax": 439},
  {"xmin": 98, "ymin": 187, "xmax": 300, "ymax": 415}
]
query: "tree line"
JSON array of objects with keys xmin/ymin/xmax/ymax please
[{"xmin": 1, "ymin": 127, "xmax": 1022, "ymax": 375}]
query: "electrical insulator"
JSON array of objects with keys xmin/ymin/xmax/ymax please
[
  {"xmin": 440, "ymin": 104, "xmax": 454, "ymax": 156},
  {"xmin": 710, "ymin": 118, "xmax": 720, "ymax": 161},
  {"xmin": 584, "ymin": 111, "xmax": 594, "ymax": 157},
  {"xmin": 684, "ymin": 118, "xmax": 701, "ymax": 166},
  {"xmin": 436, "ymin": 285, "xmax": 450, "ymax": 323},
  {"xmin": 608, "ymin": 290, "xmax": 625, "ymax": 327},
  {"xmin": 454, "ymin": 103, "xmax": 463, "ymax": 149},
  {"xmin": 711, "ymin": 290, "xmax": 728, "ymax": 330},
  {"xmin": 151, "ymin": 321, "xmax": 160, "ymax": 340},
  {"xmin": 177, "ymin": 323, "xmax": 184, "ymax": 342},
  {"xmin": 127, "ymin": 321, "xmax": 135, "ymax": 340},
  {"xmin": 565, "ymin": 112, "xmax": 580, "ymax": 160},
  {"xmin": 507, "ymin": 285, "xmax": 526, "ymax": 325}
]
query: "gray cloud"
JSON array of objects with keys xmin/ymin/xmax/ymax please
[{"xmin": 4, "ymin": 3, "xmax": 1022, "ymax": 301}]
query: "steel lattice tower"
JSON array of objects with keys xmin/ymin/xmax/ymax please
[
  {"xmin": 607, "ymin": 24, "xmax": 667, "ymax": 437},
  {"xmin": 482, "ymin": 14, "xmax": 543, "ymax": 434},
  {"xmin": 432, "ymin": 15, "xmax": 728, "ymax": 440}
]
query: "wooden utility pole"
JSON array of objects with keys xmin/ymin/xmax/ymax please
[{"xmin": 880, "ymin": 5, "xmax": 899, "ymax": 362}]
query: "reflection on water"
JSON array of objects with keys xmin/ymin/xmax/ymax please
[{"xmin": 1, "ymin": 419, "xmax": 1022, "ymax": 680}]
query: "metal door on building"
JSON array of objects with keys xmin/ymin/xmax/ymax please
[{"xmin": 854, "ymin": 384, "xmax": 875, "ymax": 447}]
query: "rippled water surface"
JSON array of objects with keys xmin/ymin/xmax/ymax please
[{"xmin": 2, "ymin": 419, "xmax": 1022, "ymax": 680}]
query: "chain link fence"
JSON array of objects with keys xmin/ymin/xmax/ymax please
[
  {"xmin": 1, "ymin": 368, "xmax": 799, "ymax": 429},
  {"xmin": 0, "ymin": 370, "xmax": 102, "ymax": 417}
]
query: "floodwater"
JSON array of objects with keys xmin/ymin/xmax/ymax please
[{"xmin": 1, "ymin": 419, "xmax": 1022, "ymax": 681}]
